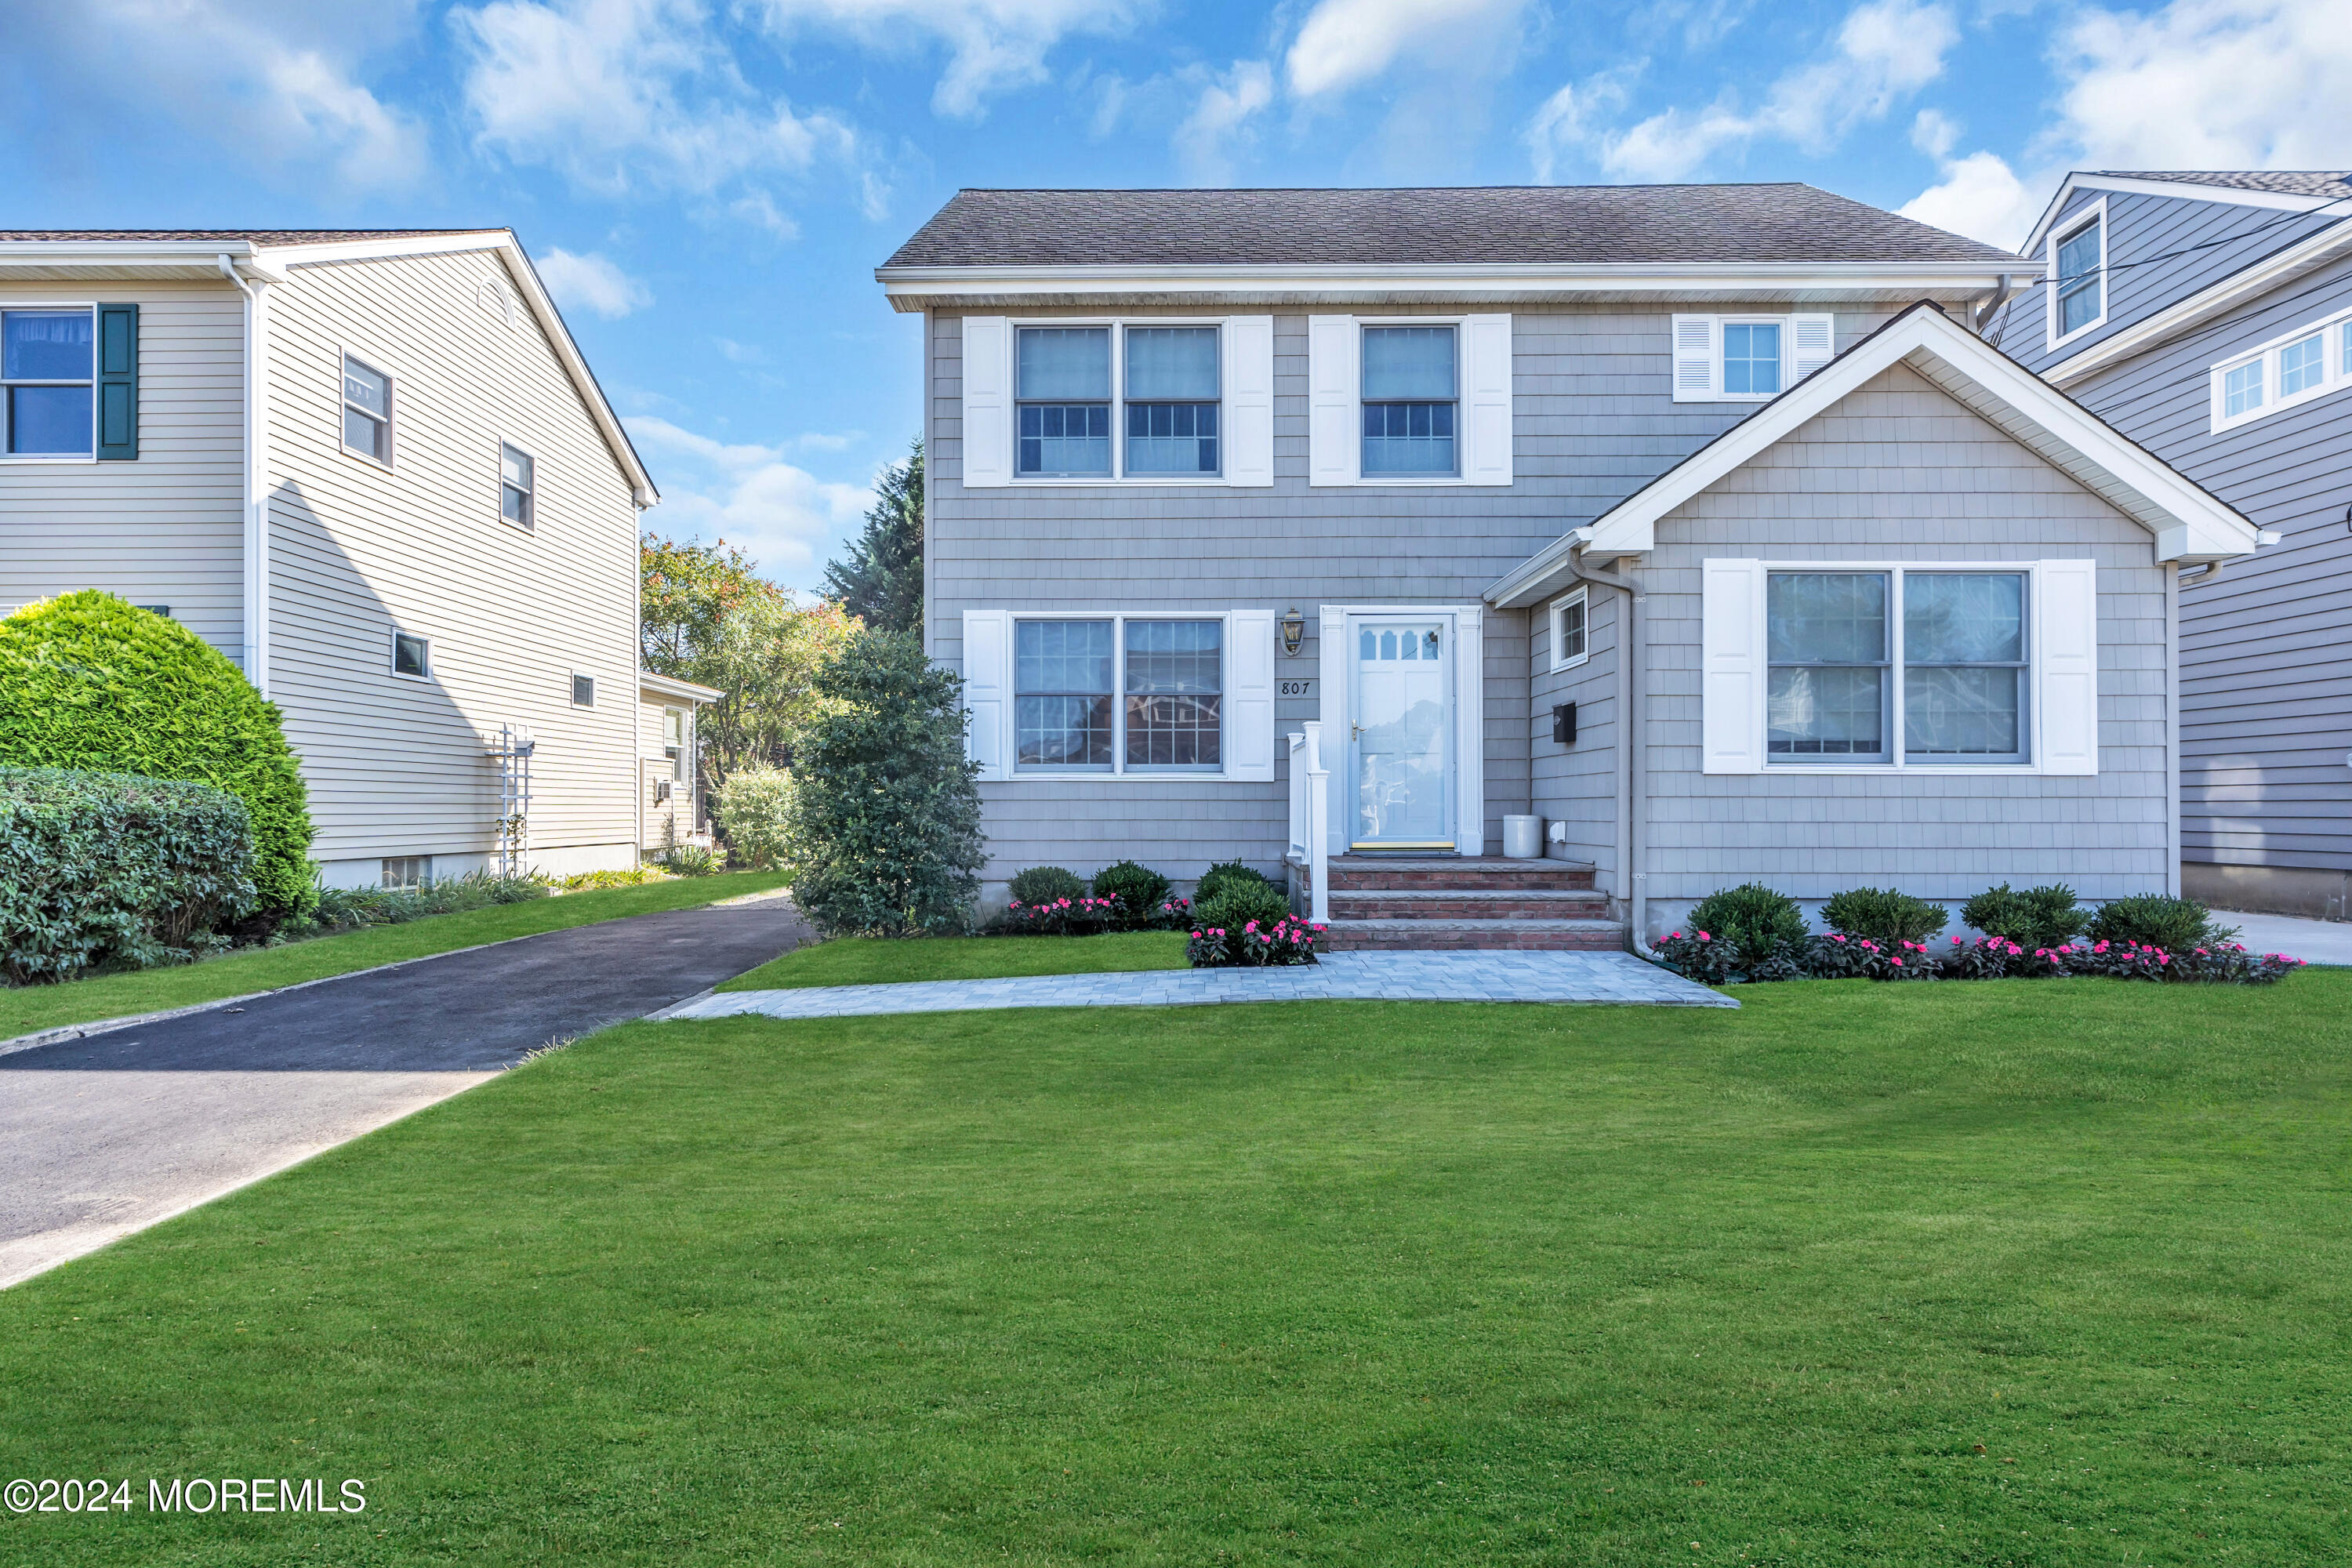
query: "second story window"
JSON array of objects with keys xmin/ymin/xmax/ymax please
[
  {"xmin": 3, "ymin": 309, "xmax": 94, "ymax": 457},
  {"xmin": 2053, "ymin": 214, "xmax": 2103, "ymax": 339},
  {"xmin": 1123, "ymin": 327, "xmax": 1219, "ymax": 476},
  {"xmin": 1360, "ymin": 325, "xmax": 1457, "ymax": 477},
  {"xmin": 2279, "ymin": 332, "xmax": 2326, "ymax": 397},
  {"xmin": 343, "ymin": 355, "xmax": 392, "ymax": 465},
  {"xmin": 1016, "ymin": 327, "xmax": 1111, "ymax": 477},
  {"xmin": 1722, "ymin": 321, "xmax": 1783, "ymax": 396},
  {"xmin": 501, "ymin": 443, "xmax": 535, "ymax": 528}
]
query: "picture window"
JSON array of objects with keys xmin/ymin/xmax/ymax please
[{"xmin": 2, "ymin": 307, "xmax": 95, "ymax": 457}]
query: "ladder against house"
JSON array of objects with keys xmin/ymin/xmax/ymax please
[{"xmin": 1316, "ymin": 855, "xmax": 1625, "ymax": 952}]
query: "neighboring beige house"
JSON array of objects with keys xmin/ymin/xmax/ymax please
[
  {"xmin": 0, "ymin": 228, "xmax": 681, "ymax": 887},
  {"xmin": 639, "ymin": 670, "xmax": 721, "ymax": 852}
]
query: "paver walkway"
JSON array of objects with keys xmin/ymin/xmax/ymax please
[
  {"xmin": 665, "ymin": 949, "xmax": 1733, "ymax": 1022},
  {"xmin": 2211, "ymin": 909, "xmax": 2352, "ymax": 966}
]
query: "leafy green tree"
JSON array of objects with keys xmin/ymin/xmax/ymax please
[
  {"xmin": 641, "ymin": 535, "xmax": 781, "ymax": 673},
  {"xmin": 695, "ymin": 594, "xmax": 861, "ymax": 782},
  {"xmin": 822, "ymin": 438, "xmax": 924, "ymax": 637},
  {"xmin": 786, "ymin": 627, "xmax": 982, "ymax": 937}
]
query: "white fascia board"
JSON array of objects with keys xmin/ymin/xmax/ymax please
[
  {"xmin": 252, "ymin": 232, "xmax": 512, "ymax": 267},
  {"xmin": 1558, "ymin": 305, "xmax": 2256, "ymax": 569},
  {"xmin": 1486, "ymin": 528, "xmax": 1592, "ymax": 611},
  {"xmin": 2021, "ymin": 172, "xmax": 2347, "ymax": 260},
  {"xmin": 0, "ymin": 239, "xmax": 260, "ymax": 276},
  {"xmin": 2045, "ymin": 218, "xmax": 2352, "ymax": 387},
  {"xmin": 876, "ymin": 260, "xmax": 2015, "ymax": 313},
  {"xmin": 641, "ymin": 671, "xmax": 725, "ymax": 702}
]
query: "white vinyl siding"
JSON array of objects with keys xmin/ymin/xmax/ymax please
[
  {"xmin": 1670, "ymin": 313, "xmax": 1835, "ymax": 402},
  {"xmin": 1699, "ymin": 559, "xmax": 2096, "ymax": 776},
  {"xmin": 2209, "ymin": 303, "xmax": 2352, "ymax": 433},
  {"xmin": 1308, "ymin": 314, "xmax": 1512, "ymax": 484}
]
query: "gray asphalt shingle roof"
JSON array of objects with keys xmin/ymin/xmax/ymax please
[
  {"xmin": 2100, "ymin": 171, "xmax": 2352, "ymax": 200},
  {"xmin": 882, "ymin": 185, "xmax": 2021, "ymax": 270}
]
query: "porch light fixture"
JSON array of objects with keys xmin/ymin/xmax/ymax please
[{"xmin": 1281, "ymin": 605, "xmax": 1305, "ymax": 656}]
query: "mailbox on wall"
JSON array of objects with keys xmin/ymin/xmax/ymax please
[{"xmin": 1552, "ymin": 702, "xmax": 1577, "ymax": 746}]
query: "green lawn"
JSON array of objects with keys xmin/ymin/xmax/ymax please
[
  {"xmin": 1, "ymin": 871, "xmax": 791, "ymax": 1040},
  {"xmin": 719, "ymin": 931, "xmax": 1186, "ymax": 989},
  {"xmin": 6, "ymin": 974, "xmax": 2352, "ymax": 1564}
]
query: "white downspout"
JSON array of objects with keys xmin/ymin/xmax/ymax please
[{"xmin": 218, "ymin": 255, "xmax": 270, "ymax": 696}]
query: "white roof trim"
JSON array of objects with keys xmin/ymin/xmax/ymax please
[
  {"xmin": 2044, "ymin": 217, "xmax": 2352, "ymax": 387},
  {"xmin": 877, "ymin": 260, "xmax": 2013, "ymax": 312},
  {"xmin": 1486, "ymin": 303, "xmax": 2258, "ymax": 608},
  {"xmin": 2021, "ymin": 172, "xmax": 2348, "ymax": 260},
  {"xmin": 641, "ymin": 670, "xmax": 725, "ymax": 702}
]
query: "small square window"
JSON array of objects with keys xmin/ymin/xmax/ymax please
[
  {"xmin": 2279, "ymin": 334, "xmax": 2326, "ymax": 398},
  {"xmin": 392, "ymin": 630, "xmax": 429, "ymax": 678},
  {"xmin": 1551, "ymin": 590, "xmax": 1588, "ymax": 671},
  {"xmin": 572, "ymin": 673, "xmax": 594, "ymax": 706},
  {"xmin": 501, "ymin": 443, "xmax": 535, "ymax": 528},
  {"xmin": 2223, "ymin": 358, "xmax": 2264, "ymax": 419},
  {"xmin": 343, "ymin": 355, "xmax": 392, "ymax": 464},
  {"xmin": 382, "ymin": 855, "xmax": 430, "ymax": 891}
]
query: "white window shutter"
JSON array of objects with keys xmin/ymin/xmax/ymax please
[
  {"xmin": 1700, "ymin": 558, "xmax": 1766, "ymax": 773},
  {"xmin": 1790, "ymin": 313, "xmax": 1835, "ymax": 381},
  {"xmin": 1461, "ymin": 313, "xmax": 1514, "ymax": 485},
  {"xmin": 1222, "ymin": 315, "xmax": 1274, "ymax": 487},
  {"xmin": 1226, "ymin": 609, "xmax": 1277, "ymax": 779},
  {"xmin": 2036, "ymin": 560, "xmax": 2099, "ymax": 775},
  {"xmin": 960, "ymin": 609, "xmax": 1011, "ymax": 779},
  {"xmin": 1671, "ymin": 314, "xmax": 1719, "ymax": 403},
  {"xmin": 960, "ymin": 317, "xmax": 1011, "ymax": 488},
  {"xmin": 1307, "ymin": 314, "xmax": 1358, "ymax": 485}
]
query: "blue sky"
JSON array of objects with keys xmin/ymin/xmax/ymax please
[{"xmin": 5, "ymin": 0, "xmax": 2341, "ymax": 591}]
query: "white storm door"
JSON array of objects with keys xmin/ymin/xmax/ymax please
[{"xmin": 1349, "ymin": 618, "xmax": 1454, "ymax": 848}]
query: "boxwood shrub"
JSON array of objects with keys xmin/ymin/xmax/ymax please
[
  {"xmin": 2, "ymin": 766, "xmax": 256, "ymax": 984},
  {"xmin": 1091, "ymin": 859, "xmax": 1171, "ymax": 929},
  {"xmin": 1194, "ymin": 860, "xmax": 1275, "ymax": 906},
  {"xmin": 0, "ymin": 593, "xmax": 313, "ymax": 915},
  {"xmin": 1820, "ymin": 887, "xmax": 1947, "ymax": 946},
  {"xmin": 1960, "ymin": 883, "xmax": 2088, "ymax": 950},
  {"xmin": 1007, "ymin": 866, "xmax": 1087, "ymax": 906}
]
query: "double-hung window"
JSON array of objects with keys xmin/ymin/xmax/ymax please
[
  {"xmin": 1124, "ymin": 327, "xmax": 1219, "ymax": 476},
  {"xmin": 1361, "ymin": 325, "xmax": 1457, "ymax": 476},
  {"xmin": 2210, "ymin": 306, "xmax": 2352, "ymax": 432},
  {"xmin": 1014, "ymin": 616, "xmax": 1223, "ymax": 773},
  {"xmin": 1766, "ymin": 570, "xmax": 2027, "ymax": 765},
  {"xmin": 501, "ymin": 444, "xmax": 535, "ymax": 528},
  {"xmin": 2, "ymin": 308, "xmax": 94, "ymax": 457},
  {"xmin": 343, "ymin": 355, "xmax": 393, "ymax": 464},
  {"xmin": 2051, "ymin": 210, "xmax": 2105, "ymax": 342},
  {"xmin": 1015, "ymin": 328, "xmax": 1112, "ymax": 477}
]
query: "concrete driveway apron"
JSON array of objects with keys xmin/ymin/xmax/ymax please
[{"xmin": 0, "ymin": 895, "xmax": 809, "ymax": 1289}]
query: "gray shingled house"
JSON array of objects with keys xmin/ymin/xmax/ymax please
[
  {"xmin": 876, "ymin": 186, "xmax": 2263, "ymax": 949},
  {"xmin": 1986, "ymin": 172, "xmax": 2352, "ymax": 919}
]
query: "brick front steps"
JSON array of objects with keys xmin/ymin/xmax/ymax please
[{"xmin": 1316, "ymin": 855, "xmax": 1628, "ymax": 953}]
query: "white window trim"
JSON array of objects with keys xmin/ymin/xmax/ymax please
[
  {"xmin": 1668, "ymin": 313, "xmax": 1835, "ymax": 404},
  {"xmin": 2045, "ymin": 198, "xmax": 2110, "ymax": 353},
  {"xmin": 340, "ymin": 347, "xmax": 396, "ymax": 470},
  {"xmin": 1007, "ymin": 319, "xmax": 1232, "ymax": 487},
  {"xmin": 390, "ymin": 628, "xmax": 430, "ymax": 681},
  {"xmin": 1003, "ymin": 610, "xmax": 1234, "ymax": 779},
  {"xmin": 1355, "ymin": 315, "xmax": 1465, "ymax": 484},
  {"xmin": 0, "ymin": 299, "xmax": 100, "ymax": 465},
  {"xmin": 2208, "ymin": 304, "xmax": 2352, "ymax": 434},
  {"xmin": 1548, "ymin": 586, "xmax": 1590, "ymax": 673},
  {"xmin": 1311, "ymin": 314, "xmax": 1519, "ymax": 486},
  {"xmin": 1727, "ymin": 560, "xmax": 2081, "ymax": 777},
  {"xmin": 500, "ymin": 439, "xmax": 536, "ymax": 530}
]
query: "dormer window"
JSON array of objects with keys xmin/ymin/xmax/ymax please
[{"xmin": 2049, "ymin": 205, "xmax": 2107, "ymax": 346}]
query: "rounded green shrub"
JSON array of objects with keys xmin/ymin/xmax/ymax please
[
  {"xmin": 2086, "ymin": 893, "xmax": 2231, "ymax": 952},
  {"xmin": 1090, "ymin": 859, "xmax": 1171, "ymax": 928},
  {"xmin": 1008, "ymin": 866, "xmax": 1087, "ymax": 906},
  {"xmin": 1685, "ymin": 882, "xmax": 1808, "ymax": 964},
  {"xmin": 1961, "ymin": 883, "xmax": 2087, "ymax": 950},
  {"xmin": 0, "ymin": 593, "xmax": 314, "ymax": 914},
  {"xmin": 715, "ymin": 766, "xmax": 793, "ymax": 869},
  {"xmin": 1820, "ymin": 887, "xmax": 1947, "ymax": 946},
  {"xmin": 1194, "ymin": 859, "xmax": 1274, "ymax": 906},
  {"xmin": 1192, "ymin": 879, "xmax": 1293, "ymax": 953}
]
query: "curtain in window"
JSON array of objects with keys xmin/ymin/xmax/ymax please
[
  {"xmin": 3, "ymin": 311, "xmax": 93, "ymax": 379},
  {"xmin": 1361, "ymin": 326, "xmax": 1454, "ymax": 398},
  {"xmin": 1016, "ymin": 328, "xmax": 1110, "ymax": 400},
  {"xmin": 1124, "ymin": 328, "xmax": 1216, "ymax": 398}
]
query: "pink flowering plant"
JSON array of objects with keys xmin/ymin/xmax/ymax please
[
  {"xmin": 1188, "ymin": 913, "xmax": 1323, "ymax": 967},
  {"xmin": 993, "ymin": 894, "xmax": 1122, "ymax": 937}
]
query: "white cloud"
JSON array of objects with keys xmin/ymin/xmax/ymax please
[
  {"xmin": 535, "ymin": 249, "xmax": 653, "ymax": 318},
  {"xmin": 1174, "ymin": 60, "xmax": 1275, "ymax": 185},
  {"xmin": 6, "ymin": 0, "xmax": 425, "ymax": 190},
  {"xmin": 1286, "ymin": 0, "xmax": 1532, "ymax": 98},
  {"xmin": 628, "ymin": 416, "xmax": 871, "ymax": 574},
  {"xmin": 455, "ymin": 0, "xmax": 860, "ymax": 212},
  {"xmin": 2052, "ymin": 0, "xmax": 2352, "ymax": 169},
  {"xmin": 1909, "ymin": 107, "xmax": 1961, "ymax": 162},
  {"xmin": 750, "ymin": 0, "xmax": 1151, "ymax": 118},
  {"xmin": 1544, "ymin": 0, "xmax": 1958, "ymax": 181},
  {"xmin": 1526, "ymin": 71, "xmax": 1633, "ymax": 183},
  {"xmin": 1900, "ymin": 150, "xmax": 2042, "ymax": 248}
]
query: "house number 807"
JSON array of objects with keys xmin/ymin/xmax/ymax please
[{"xmin": 1279, "ymin": 681, "xmax": 1312, "ymax": 696}]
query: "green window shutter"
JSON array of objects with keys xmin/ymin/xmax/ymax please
[{"xmin": 97, "ymin": 303, "xmax": 139, "ymax": 460}]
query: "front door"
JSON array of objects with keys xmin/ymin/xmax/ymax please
[{"xmin": 1350, "ymin": 618, "xmax": 1453, "ymax": 849}]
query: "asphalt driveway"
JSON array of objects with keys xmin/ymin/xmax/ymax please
[{"xmin": 0, "ymin": 893, "xmax": 810, "ymax": 1288}]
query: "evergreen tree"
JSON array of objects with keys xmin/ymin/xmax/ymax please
[{"xmin": 822, "ymin": 437, "xmax": 924, "ymax": 636}]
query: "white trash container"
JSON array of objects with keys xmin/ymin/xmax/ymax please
[{"xmin": 1503, "ymin": 814, "xmax": 1541, "ymax": 859}]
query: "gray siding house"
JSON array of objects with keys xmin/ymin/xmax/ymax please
[
  {"xmin": 1986, "ymin": 172, "xmax": 2352, "ymax": 917},
  {"xmin": 878, "ymin": 187, "xmax": 2261, "ymax": 948}
]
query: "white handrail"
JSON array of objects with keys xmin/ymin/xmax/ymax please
[{"xmin": 1301, "ymin": 720, "xmax": 1329, "ymax": 924}]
